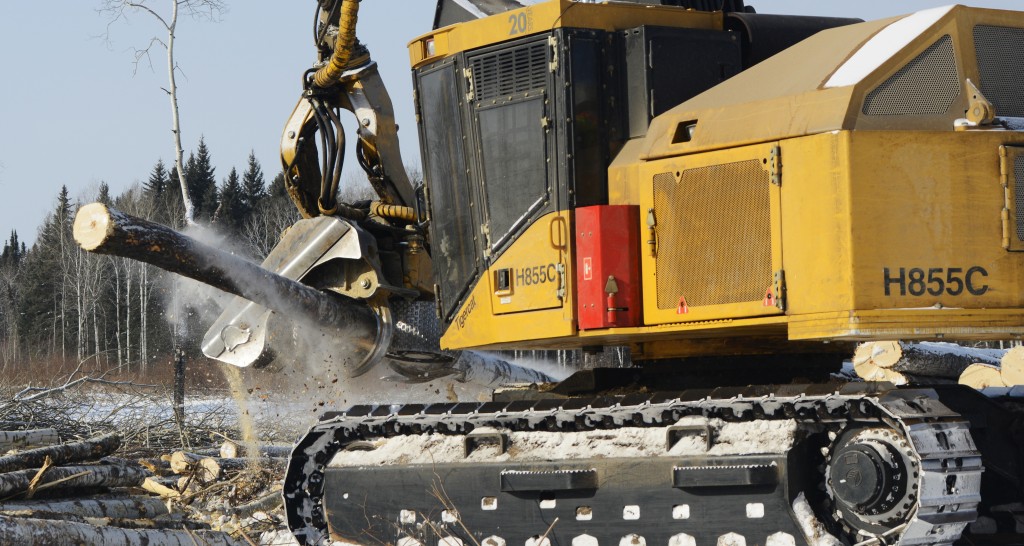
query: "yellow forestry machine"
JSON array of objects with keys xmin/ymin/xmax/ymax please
[{"xmin": 72, "ymin": 0, "xmax": 1024, "ymax": 544}]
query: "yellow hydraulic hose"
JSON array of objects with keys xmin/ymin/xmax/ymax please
[
  {"xmin": 313, "ymin": 0, "xmax": 359, "ymax": 89},
  {"xmin": 372, "ymin": 202, "xmax": 417, "ymax": 223}
]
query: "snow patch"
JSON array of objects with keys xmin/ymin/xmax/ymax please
[
  {"xmin": 328, "ymin": 419, "xmax": 797, "ymax": 467},
  {"xmin": 792, "ymin": 492, "xmax": 843, "ymax": 546},
  {"xmin": 825, "ymin": 6, "xmax": 954, "ymax": 88}
]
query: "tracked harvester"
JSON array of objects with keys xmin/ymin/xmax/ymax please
[{"xmin": 72, "ymin": 1, "xmax": 1024, "ymax": 544}]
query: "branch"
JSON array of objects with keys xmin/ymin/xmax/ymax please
[{"xmin": 125, "ymin": 2, "xmax": 171, "ymax": 30}]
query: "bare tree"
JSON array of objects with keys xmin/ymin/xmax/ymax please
[
  {"xmin": 242, "ymin": 200, "xmax": 301, "ymax": 260},
  {"xmin": 99, "ymin": 0, "xmax": 227, "ymax": 225}
]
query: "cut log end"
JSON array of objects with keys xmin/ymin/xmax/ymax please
[
  {"xmin": 72, "ymin": 203, "xmax": 114, "ymax": 252},
  {"xmin": 1001, "ymin": 345, "xmax": 1024, "ymax": 386},
  {"xmin": 960, "ymin": 363, "xmax": 1008, "ymax": 390}
]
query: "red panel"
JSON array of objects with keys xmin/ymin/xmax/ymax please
[{"xmin": 575, "ymin": 205, "xmax": 641, "ymax": 330}]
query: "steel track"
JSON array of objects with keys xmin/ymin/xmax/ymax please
[{"xmin": 283, "ymin": 383, "xmax": 981, "ymax": 546}]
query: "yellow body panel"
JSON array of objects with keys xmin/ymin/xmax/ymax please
[
  {"xmin": 440, "ymin": 212, "xmax": 576, "ymax": 350},
  {"xmin": 431, "ymin": 4, "xmax": 1024, "ymax": 358},
  {"xmin": 639, "ymin": 142, "xmax": 785, "ymax": 325},
  {"xmin": 409, "ymin": 0, "xmax": 720, "ymax": 68}
]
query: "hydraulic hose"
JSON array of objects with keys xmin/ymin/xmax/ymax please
[
  {"xmin": 371, "ymin": 202, "xmax": 417, "ymax": 223},
  {"xmin": 313, "ymin": 0, "xmax": 359, "ymax": 89}
]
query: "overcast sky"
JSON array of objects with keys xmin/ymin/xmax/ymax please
[{"xmin": 0, "ymin": 1, "xmax": 1020, "ymax": 244}]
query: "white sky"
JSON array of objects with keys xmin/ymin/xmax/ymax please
[{"xmin": 0, "ymin": 1, "xmax": 1020, "ymax": 244}]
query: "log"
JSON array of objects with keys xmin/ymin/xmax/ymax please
[
  {"xmin": 0, "ymin": 514, "xmax": 243, "ymax": 545},
  {"xmin": 0, "ymin": 429, "xmax": 59, "ymax": 451},
  {"xmin": 140, "ymin": 477, "xmax": 179, "ymax": 498},
  {"xmin": 73, "ymin": 203, "xmax": 377, "ymax": 334},
  {"xmin": 0, "ymin": 433, "xmax": 119, "ymax": 474},
  {"xmin": 200, "ymin": 456, "xmax": 287, "ymax": 480},
  {"xmin": 386, "ymin": 350, "xmax": 555, "ymax": 387},
  {"xmin": 137, "ymin": 457, "xmax": 172, "ymax": 476},
  {"xmin": 226, "ymin": 489, "xmax": 283, "ymax": 517},
  {"xmin": 1000, "ymin": 345, "xmax": 1024, "ymax": 386},
  {"xmin": 0, "ymin": 497, "xmax": 168, "ymax": 519},
  {"xmin": 854, "ymin": 341, "xmax": 1003, "ymax": 380},
  {"xmin": 0, "ymin": 464, "xmax": 148, "ymax": 498},
  {"xmin": 960, "ymin": 363, "xmax": 1008, "ymax": 389},
  {"xmin": 219, "ymin": 440, "xmax": 292, "ymax": 459},
  {"xmin": 168, "ymin": 451, "xmax": 203, "ymax": 475}
]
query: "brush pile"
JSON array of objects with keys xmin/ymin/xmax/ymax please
[{"xmin": 0, "ymin": 429, "xmax": 291, "ymax": 545}]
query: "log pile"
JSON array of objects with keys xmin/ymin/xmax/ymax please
[
  {"xmin": 0, "ymin": 429, "xmax": 290, "ymax": 545},
  {"xmin": 853, "ymin": 341, "xmax": 1024, "ymax": 389}
]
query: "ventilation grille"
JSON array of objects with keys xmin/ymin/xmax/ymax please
[
  {"xmin": 1016, "ymin": 155, "xmax": 1024, "ymax": 242},
  {"xmin": 863, "ymin": 35, "xmax": 959, "ymax": 116},
  {"xmin": 654, "ymin": 161, "xmax": 772, "ymax": 309},
  {"xmin": 974, "ymin": 25, "xmax": 1024, "ymax": 118},
  {"xmin": 471, "ymin": 42, "xmax": 547, "ymax": 102}
]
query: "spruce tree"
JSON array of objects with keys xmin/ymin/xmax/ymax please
[
  {"xmin": 20, "ymin": 186, "xmax": 75, "ymax": 357},
  {"xmin": 185, "ymin": 137, "xmax": 217, "ymax": 222},
  {"xmin": 241, "ymin": 151, "xmax": 267, "ymax": 205},
  {"xmin": 1, "ymin": 231, "xmax": 21, "ymax": 268},
  {"xmin": 143, "ymin": 159, "xmax": 168, "ymax": 200},
  {"xmin": 269, "ymin": 171, "xmax": 288, "ymax": 198},
  {"xmin": 241, "ymin": 151, "xmax": 266, "ymax": 225},
  {"xmin": 216, "ymin": 167, "xmax": 246, "ymax": 236},
  {"xmin": 97, "ymin": 182, "xmax": 112, "ymax": 205}
]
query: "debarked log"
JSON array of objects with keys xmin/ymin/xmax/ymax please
[
  {"xmin": 0, "ymin": 464, "xmax": 148, "ymax": 498},
  {"xmin": 0, "ymin": 514, "xmax": 243, "ymax": 546},
  {"xmin": 0, "ymin": 496, "xmax": 167, "ymax": 519},
  {"xmin": 73, "ymin": 203, "xmax": 377, "ymax": 333},
  {"xmin": 0, "ymin": 429, "xmax": 59, "ymax": 451},
  {"xmin": 0, "ymin": 434, "xmax": 119, "ymax": 474}
]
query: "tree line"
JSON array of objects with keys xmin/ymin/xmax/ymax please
[{"xmin": 0, "ymin": 138, "xmax": 302, "ymax": 374}]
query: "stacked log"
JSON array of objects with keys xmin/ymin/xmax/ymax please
[
  {"xmin": 0, "ymin": 430, "xmax": 288, "ymax": 544},
  {"xmin": 853, "ymin": 341, "xmax": 1024, "ymax": 390},
  {"xmin": 853, "ymin": 341, "xmax": 1005, "ymax": 386}
]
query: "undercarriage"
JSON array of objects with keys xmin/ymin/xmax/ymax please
[{"xmin": 285, "ymin": 382, "xmax": 1024, "ymax": 546}]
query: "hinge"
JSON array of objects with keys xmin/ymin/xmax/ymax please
[
  {"xmin": 770, "ymin": 146, "xmax": 782, "ymax": 186},
  {"xmin": 556, "ymin": 263, "xmax": 566, "ymax": 300},
  {"xmin": 481, "ymin": 224, "xmax": 492, "ymax": 259},
  {"xmin": 463, "ymin": 67, "xmax": 475, "ymax": 102},
  {"xmin": 433, "ymin": 284, "xmax": 443, "ymax": 319},
  {"xmin": 772, "ymin": 269, "xmax": 787, "ymax": 312},
  {"xmin": 422, "ymin": 185, "xmax": 433, "ymax": 224},
  {"xmin": 1000, "ymin": 145, "xmax": 1012, "ymax": 250},
  {"xmin": 548, "ymin": 35, "xmax": 559, "ymax": 73}
]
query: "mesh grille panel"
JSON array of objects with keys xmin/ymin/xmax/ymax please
[
  {"xmin": 1016, "ymin": 155, "xmax": 1024, "ymax": 242},
  {"xmin": 654, "ymin": 161, "xmax": 773, "ymax": 309},
  {"xmin": 863, "ymin": 35, "xmax": 959, "ymax": 116},
  {"xmin": 471, "ymin": 42, "xmax": 548, "ymax": 102},
  {"xmin": 974, "ymin": 25, "xmax": 1024, "ymax": 117}
]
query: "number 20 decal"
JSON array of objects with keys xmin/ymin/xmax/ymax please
[{"xmin": 508, "ymin": 12, "xmax": 530, "ymax": 35}]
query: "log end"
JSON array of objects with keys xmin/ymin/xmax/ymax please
[
  {"xmin": 960, "ymin": 363, "xmax": 1007, "ymax": 390},
  {"xmin": 72, "ymin": 203, "xmax": 114, "ymax": 252}
]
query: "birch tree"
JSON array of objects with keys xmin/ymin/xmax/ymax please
[{"xmin": 99, "ymin": 0, "xmax": 227, "ymax": 225}]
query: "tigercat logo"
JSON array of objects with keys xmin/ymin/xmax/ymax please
[{"xmin": 455, "ymin": 295, "xmax": 477, "ymax": 330}]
